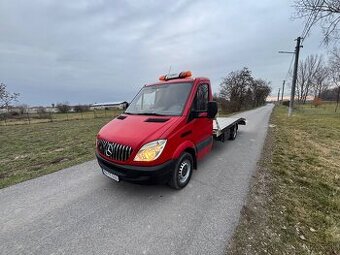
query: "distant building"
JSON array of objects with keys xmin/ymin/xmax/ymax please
[
  {"xmin": 27, "ymin": 107, "xmax": 59, "ymax": 114},
  {"xmin": 90, "ymin": 101, "xmax": 128, "ymax": 110},
  {"xmin": 0, "ymin": 106, "xmax": 60, "ymax": 114}
]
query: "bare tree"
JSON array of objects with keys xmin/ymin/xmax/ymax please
[
  {"xmin": 252, "ymin": 79, "xmax": 272, "ymax": 107},
  {"xmin": 220, "ymin": 68, "xmax": 254, "ymax": 111},
  {"xmin": 56, "ymin": 102, "xmax": 71, "ymax": 113},
  {"xmin": 293, "ymin": 0, "xmax": 340, "ymax": 44},
  {"xmin": 0, "ymin": 83, "xmax": 20, "ymax": 111},
  {"xmin": 329, "ymin": 47, "xmax": 340, "ymax": 111},
  {"xmin": 296, "ymin": 59, "xmax": 308, "ymax": 102},
  {"xmin": 219, "ymin": 67, "xmax": 271, "ymax": 112},
  {"xmin": 296, "ymin": 54, "xmax": 323, "ymax": 103},
  {"xmin": 74, "ymin": 104, "xmax": 90, "ymax": 112},
  {"xmin": 313, "ymin": 64, "xmax": 329, "ymax": 97}
]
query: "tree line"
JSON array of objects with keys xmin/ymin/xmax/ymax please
[
  {"xmin": 216, "ymin": 67, "xmax": 271, "ymax": 113},
  {"xmin": 295, "ymin": 47, "xmax": 340, "ymax": 110}
]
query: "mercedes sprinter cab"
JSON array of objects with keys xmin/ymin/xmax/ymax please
[{"xmin": 96, "ymin": 71, "xmax": 235, "ymax": 189}]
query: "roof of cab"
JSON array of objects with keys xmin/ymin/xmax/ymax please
[{"xmin": 145, "ymin": 77, "xmax": 210, "ymax": 87}]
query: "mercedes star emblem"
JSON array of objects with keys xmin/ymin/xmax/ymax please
[{"xmin": 105, "ymin": 143, "xmax": 114, "ymax": 157}]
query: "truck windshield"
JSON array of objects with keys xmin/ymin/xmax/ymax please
[{"xmin": 125, "ymin": 82, "xmax": 192, "ymax": 116}]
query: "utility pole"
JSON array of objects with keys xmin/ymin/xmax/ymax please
[
  {"xmin": 281, "ymin": 80, "xmax": 285, "ymax": 102},
  {"xmin": 277, "ymin": 88, "xmax": 281, "ymax": 103},
  {"xmin": 288, "ymin": 36, "xmax": 302, "ymax": 117}
]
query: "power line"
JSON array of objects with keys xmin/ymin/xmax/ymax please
[
  {"xmin": 278, "ymin": 46, "xmax": 295, "ymax": 99},
  {"xmin": 301, "ymin": 12, "xmax": 317, "ymax": 40},
  {"xmin": 285, "ymin": 54, "xmax": 295, "ymax": 81},
  {"xmin": 301, "ymin": 11, "xmax": 315, "ymax": 39}
]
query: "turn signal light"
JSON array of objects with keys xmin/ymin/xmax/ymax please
[{"xmin": 179, "ymin": 71, "xmax": 192, "ymax": 78}]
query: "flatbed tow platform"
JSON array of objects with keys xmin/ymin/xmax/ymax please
[{"xmin": 213, "ymin": 117, "xmax": 246, "ymax": 141}]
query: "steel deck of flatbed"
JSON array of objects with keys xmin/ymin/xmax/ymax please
[{"xmin": 213, "ymin": 117, "xmax": 246, "ymax": 137}]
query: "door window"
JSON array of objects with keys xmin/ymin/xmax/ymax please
[{"xmin": 192, "ymin": 84, "xmax": 209, "ymax": 112}]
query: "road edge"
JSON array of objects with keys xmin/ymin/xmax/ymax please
[{"xmin": 226, "ymin": 106, "xmax": 275, "ymax": 254}]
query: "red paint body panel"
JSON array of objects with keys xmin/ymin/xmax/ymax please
[{"xmin": 96, "ymin": 76, "xmax": 213, "ymax": 170}]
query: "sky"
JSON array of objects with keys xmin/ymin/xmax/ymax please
[{"xmin": 0, "ymin": 0, "xmax": 327, "ymax": 106}]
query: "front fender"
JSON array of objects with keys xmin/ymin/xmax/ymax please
[{"xmin": 172, "ymin": 140, "xmax": 196, "ymax": 159}]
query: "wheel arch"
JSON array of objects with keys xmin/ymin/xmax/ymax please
[
  {"xmin": 184, "ymin": 147, "xmax": 197, "ymax": 170},
  {"xmin": 172, "ymin": 141, "xmax": 197, "ymax": 170}
]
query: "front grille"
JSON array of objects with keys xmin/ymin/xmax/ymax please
[{"xmin": 97, "ymin": 139, "xmax": 133, "ymax": 161}]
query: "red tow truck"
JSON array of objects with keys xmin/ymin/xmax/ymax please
[{"xmin": 95, "ymin": 71, "xmax": 246, "ymax": 189}]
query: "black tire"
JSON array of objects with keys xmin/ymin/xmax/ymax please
[
  {"xmin": 168, "ymin": 152, "xmax": 193, "ymax": 190},
  {"xmin": 229, "ymin": 124, "xmax": 238, "ymax": 140}
]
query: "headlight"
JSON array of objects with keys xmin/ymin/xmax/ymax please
[{"xmin": 134, "ymin": 139, "xmax": 167, "ymax": 162}]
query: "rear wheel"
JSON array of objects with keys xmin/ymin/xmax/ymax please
[
  {"xmin": 168, "ymin": 152, "xmax": 193, "ymax": 190},
  {"xmin": 229, "ymin": 124, "xmax": 238, "ymax": 140}
]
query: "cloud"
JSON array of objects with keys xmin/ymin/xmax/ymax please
[{"xmin": 0, "ymin": 0, "xmax": 325, "ymax": 105}]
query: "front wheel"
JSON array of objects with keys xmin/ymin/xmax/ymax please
[{"xmin": 168, "ymin": 152, "xmax": 193, "ymax": 190}]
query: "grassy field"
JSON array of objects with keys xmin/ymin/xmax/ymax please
[
  {"xmin": 228, "ymin": 103, "xmax": 340, "ymax": 254},
  {"xmin": 0, "ymin": 111, "xmax": 121, "ymax": 189}
]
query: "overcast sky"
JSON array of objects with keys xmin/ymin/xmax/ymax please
[{"xmin": 0, "ymin": 0, "xmax": 327, "ymax": 106}]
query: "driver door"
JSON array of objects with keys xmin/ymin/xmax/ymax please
[{"xmin": 189, "ymin": 83, "xmax": 213, "ymax": 159}]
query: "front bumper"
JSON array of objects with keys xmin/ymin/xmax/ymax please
[{"xmin": 96, "ymin": 152, "xmax": 175, "ymax": 184}]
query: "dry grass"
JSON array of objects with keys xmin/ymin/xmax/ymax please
[
  {"xmin": 0, "ymin": 112, "xmax": 121, "ymax": 189},
  {"xmin": 228, "ymin": 103, "xmax": 340, "ymax": 255}
]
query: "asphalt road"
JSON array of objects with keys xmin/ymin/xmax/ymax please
[{"xmin": 0, "ymin": 104, "xmax": 274, "ymax": 255}]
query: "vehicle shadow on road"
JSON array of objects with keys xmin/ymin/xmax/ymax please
[{"xmin": 98, "ymin": 174, "xmax": 177, "ymax": 198}]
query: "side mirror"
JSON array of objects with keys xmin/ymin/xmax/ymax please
[{"xmin": 207, "ymin": 101, "xmax": 218, "ymax": 118}]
